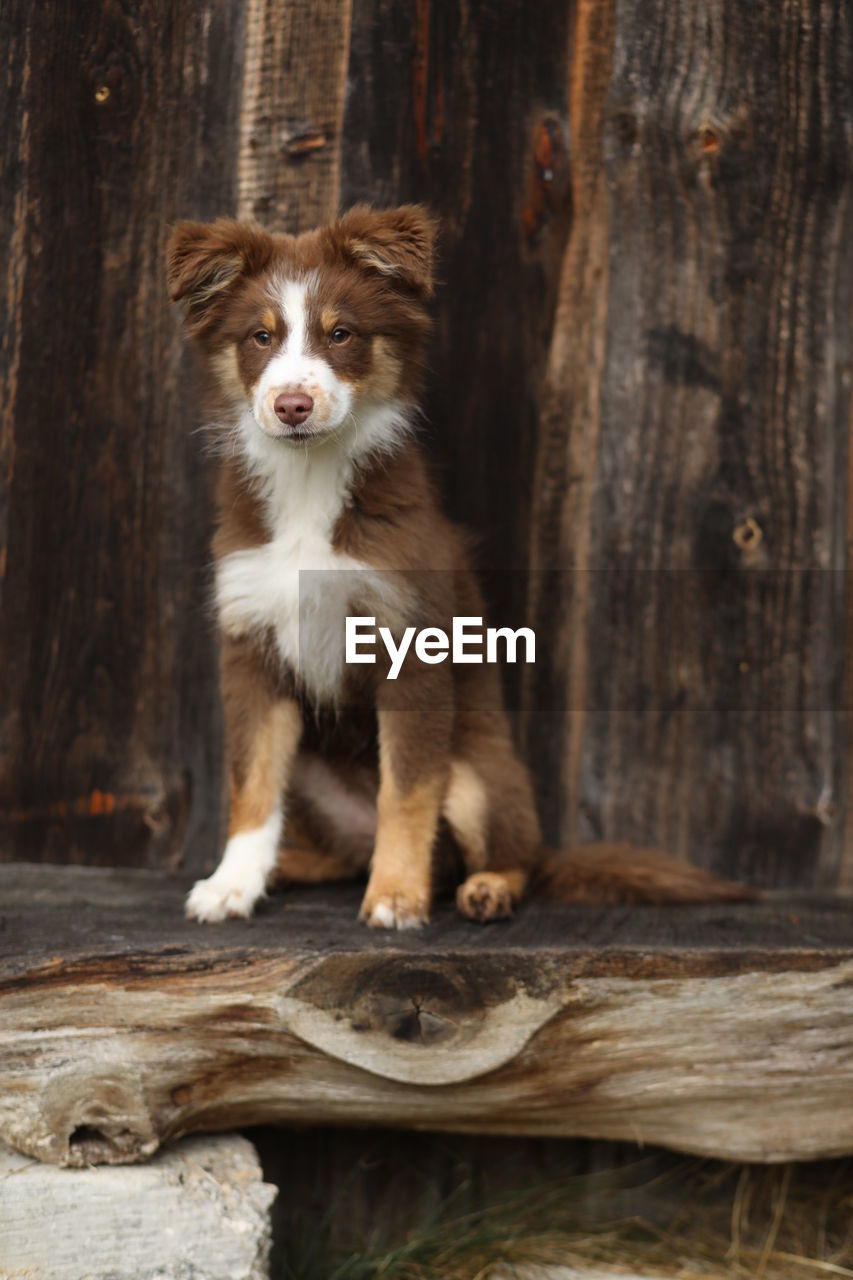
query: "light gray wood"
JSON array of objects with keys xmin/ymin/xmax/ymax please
[
  {"xmin": 238, "ymin": 0, "xmax": 352, "ymax": 231},
  {"xmin": 0, "ymin": 1134, "xmax": 275, "ymax": 1280},
  {"xmin": 1, "ymin": 864, "xmax": 852, "ymax": 1166}
]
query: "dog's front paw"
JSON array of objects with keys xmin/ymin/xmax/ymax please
[
  {"xmin": 185, "ymin": 872, "xmax": 265, "ymax": 923},
  {"xmin": 359, "ymin": 882, "xmax": 429, "ymax": 930}
]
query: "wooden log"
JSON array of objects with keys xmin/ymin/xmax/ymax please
[
  {"xmin": 1, "ymin": 863, "xmax": 851, "ymax": 1167},
  {"xmin": 0, "ymin": 1134, "xmax": 275, "ymax": 1280}
]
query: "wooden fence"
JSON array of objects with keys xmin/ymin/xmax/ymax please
[{"xmin": 2, "ymin": 0, "xmax": 852, "ymax": 891}]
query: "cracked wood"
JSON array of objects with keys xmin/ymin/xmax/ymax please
[{"xmin": 1, "ymin": 864, "xmax": 852, "ymax": 1167}]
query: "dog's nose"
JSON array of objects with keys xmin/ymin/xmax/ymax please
[{"xmin": 274, "ymin": 392, "xmax": 314, "ymax": 427}]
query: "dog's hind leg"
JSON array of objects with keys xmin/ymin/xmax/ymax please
[
  {"xmin": 445, "ymin": 717, "xmax": 541, "ymax": 923},
  {"xmin": 274, "ymin": 751, "xmax": 376, "ymax": 885}
]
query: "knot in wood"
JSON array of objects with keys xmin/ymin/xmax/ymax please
[
  {"xmin": 293, "ymin": 957, "xmax": 489, "ymax": 1046},
  {"xmin": 733, "ymin": 516, "xmax": 763, "ymax": 555},
  {"xmin": 279, "ymin": 954, "xmax": 562, "ymax": 1085},
  {"xmin": 281, "ymin": 131, "xmax": 327, "ymax": 158}
]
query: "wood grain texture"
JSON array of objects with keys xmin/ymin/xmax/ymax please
[
  {"xmin": 0, "ymin": 6, "xmax": 30, "ymax": 613},
  {"xmin": 1, "ymin": 864, "xmax": 851, "ymax": 1167},
  {"xmin": 341, "ymin": 0, "xmax": 573, "ymax": 696},
  {"xmin": 238, "ymin": 0, "xmax": 353, "ymax": 230},
  {"xmin": 2, "ymin": 1, "xmax": 852, "ymax": 897},
  {"xmin": 526, "ymin": 0, "xmax": 853, "ymax": 888},
  {"xmin": 0, "ymin": 1, "xmax": 245, "ymax": 872},
  {"xmin": 524, "ymin": 0, "xmax": 616, "ymax": 841}
]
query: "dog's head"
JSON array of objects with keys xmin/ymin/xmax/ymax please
[{"xmin": 167, "ymin": 206, "xmax": 436, "ymax": 456}]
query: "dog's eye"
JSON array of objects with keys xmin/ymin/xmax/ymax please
[
  {"xmin": 253, "ymin": 329, "xmax": 272, "ymax": 347},
  {"xmin": 330, "ymin": 327, "xmax": 351, "ymax": 345}
]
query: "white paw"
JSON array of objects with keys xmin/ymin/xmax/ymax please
[
  {"xmin": 185, "ymin": 872, "xmax": 265, "ymax": 923},
  {"xmin": 187, "ymin": 814, "xmax": 282, "ymax": 923}
]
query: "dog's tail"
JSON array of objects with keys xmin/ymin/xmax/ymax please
[{"xmin": 534, "ymin": 843, "xmax": 756, "ymax": 905}]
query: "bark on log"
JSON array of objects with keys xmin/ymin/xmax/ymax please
[
  {"xmin": 1, "ymin": 864, "xmax": 851, "ymax": 1167},
  {"xmin": 0, "ymin": 1134, "xmax": 275, "ymax": 1280}
]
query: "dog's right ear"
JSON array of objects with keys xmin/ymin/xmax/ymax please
[{"xmin": 167, "ymin": 219, "xmax": 274, "ymax": 338}]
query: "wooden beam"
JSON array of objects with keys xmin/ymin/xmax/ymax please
[{"xmin": 1, "ymin": 863, "xmax": 851, "ymax": 1167}]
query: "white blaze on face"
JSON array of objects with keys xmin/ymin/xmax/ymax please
[{"xmin": 251, "ymin": 273, "xmax": 354, "ymax": 439}]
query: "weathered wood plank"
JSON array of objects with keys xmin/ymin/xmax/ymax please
[
  {"xmin": 238, "ymin": 0, "xmax": 353, "ymax": 231},
  {"xmin": 526, "ymin": 0, "xmax": 853, "ymax": 888},
  {"xmin": 5, "ymin": 0, "xmax": 851, "ymax": 898},
  {"xmin": 340, "ymin": 0, "xmax": 572, "ymax": 696},
  {"xmin": 0, "ymin": 1, "xmax": 246, "ymax": 871},
  {"xmin": 0, "ymin": 1134, "xmax": 275, "ymax": 1280},
  {"xmin": 524, "ymin": 0, "xmax": 616, "ymax": 837},
  {"xmin": 0, "ymin": 5, "xmax": 29, "ymax": 617},
  {"xmin": 1, "ymin": 863, "xmax": 851, "ymax": 1167}
]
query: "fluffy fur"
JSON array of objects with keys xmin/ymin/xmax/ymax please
[{"xmin": 167, "ymin": 205, "xmax": 750, "ymax": 928}]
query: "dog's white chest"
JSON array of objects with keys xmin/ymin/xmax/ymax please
[
  {"xmin": 216, "ymin": 521, "xmax": 368, "ymax": 701},
  {"xmin": 215, "ymin": 431, "xmax": 410, "ymax": 702}
]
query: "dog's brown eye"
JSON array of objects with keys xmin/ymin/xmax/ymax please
[
  {"xmin": 253, "ymin": 329, "xmax": 272, "ymax": 347},
  {"xmin": 330, "ymin": 327, "xmax": 351, "ymax": 345}
]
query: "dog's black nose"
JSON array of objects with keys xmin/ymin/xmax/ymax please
[{"xmin": 274, "ymin": 392, "xmax": 314, "ymax": 426}]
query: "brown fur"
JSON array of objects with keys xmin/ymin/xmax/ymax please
[
  {"xmin": 168, "ymin": 205, "xmax": 752, "ymax": 926},
  {"xmin": 535, "ymin": 845, "xmax": 755, "ymax": 905}
]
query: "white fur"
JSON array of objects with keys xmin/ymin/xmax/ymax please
[
  {"xmin": 214, "ymin": 271, "xmax": 416, "ymax": 701},
  {"xmin": 243, "ymin": 273, "xmax": 412, "ymax": 460},
  {"xmin": 368, "ymin": 902, "xmax": 397, "ymax": 929},
  {"xmin": 219, "ymin": 405, "xmax": 411, "ymax": 703},
  {"xmin": 186, "ymin": 807, "xmax": 282, "ymax": 922},
  {"xmin": 366, "ymin": 900, "xmax": 426, "ymax": 930},
  {"xmin": 251, "ymin": 275, "xmax": 353, "ymax": 439}
]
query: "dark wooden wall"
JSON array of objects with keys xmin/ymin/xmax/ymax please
[{"xmin": 2, "ymin": 0, "xmax": 852, "ymax": 888}]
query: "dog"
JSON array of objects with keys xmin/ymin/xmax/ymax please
[{"xmin": 167, "ymin": 205, "xmax": 749, "ymax": 928}]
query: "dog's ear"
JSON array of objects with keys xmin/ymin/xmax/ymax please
[
  {"xmin": 167, "ymin": 219, "xmax": 274, "ymax": 336},
  {"xmin": 332, "ymin": 205, "xmax": 437, "ymax": 297}
]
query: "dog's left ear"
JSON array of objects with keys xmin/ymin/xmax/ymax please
[{"xmin": 333, "ymin": 205, "xmax": 437, "ymax": 297}]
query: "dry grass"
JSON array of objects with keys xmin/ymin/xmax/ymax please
[{"xmin": 274, "ymin": 1156, "xmax": 853, "ymax": 1280}]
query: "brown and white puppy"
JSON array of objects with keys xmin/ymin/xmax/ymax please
[{"xmin": 167, "ymin": 206, "xmax": 749, "ymax": 928}]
